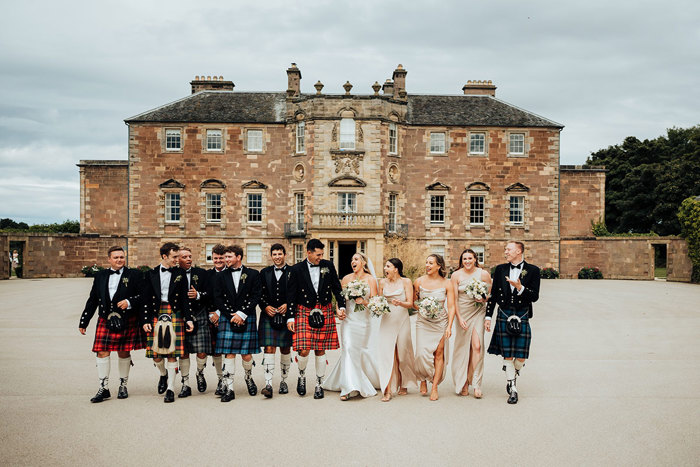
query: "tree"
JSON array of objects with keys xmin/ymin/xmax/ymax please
[
  {"xmin": 678, "ymin": 196, "xmax": 700, "ymax": 283},
  {"xmin": 586, "ymin": 126, "xmax": 700, "ymax": 235}
]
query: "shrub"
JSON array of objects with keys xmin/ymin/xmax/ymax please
[
  {"xmin": 383, "ymin": 237, "xmax": 430, "ymax": 281},
  {"xmin": 81, "ymin": 264, "xmax": 103, "ymax": 277},
  {"xmin": 578, "ymin": 267, "xmax": 603, "ymax": 279},
  {"xmin": 541, "ymin": 267, "xmax": 559, "ymax": 279},
  {"xmin": 678, "ymin": 196, "xmax": 700, "ymax": 283}
]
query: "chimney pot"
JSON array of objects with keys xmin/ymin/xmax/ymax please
[
  {"xmin": 462, "ymin": 80, "xmax": 497, "ymax": 97},
  {"xmin": 190, "ymin": 75, "xmax": 235, "ymax": 94}
]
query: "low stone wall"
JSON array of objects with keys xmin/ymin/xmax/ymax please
[
  {"xmin": 560, "ymin": 236, "xmax": 692, "ymax": 282},
  {"xmin": 0, "ymin": 235, "xmax": 9, "ymax": 279}
]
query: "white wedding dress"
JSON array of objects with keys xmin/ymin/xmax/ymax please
[{"xmin": 322, "ymin": 293, "xmax": 381, "ymax": 397}]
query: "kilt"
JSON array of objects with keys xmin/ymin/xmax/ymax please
[
  {"xmin": 258, "ymin": 313, "xmax": 293, "ymax": 348},
  {"xmin": 215, "ymin": 315, "xmax": 261, "ymax": 355},
  {"xmin": 292, "ymin": 303, "xmax": 339, "ymax": 351},
  {"xmin": 92, "ymin": 313, "xmax": 145, "ymax": 352},
  {"xmin": 209, "ymin": 321, "xmax": 219, "ymax": 355},
  {"xmin": 146, "ymin": 303, "xmax": 186, "ymax": 358},
  {"xmin": 185, "ymin": 311, "xmax": 213, "ymax": 355},
  {"xmin": 487, "ymin": 308, "xmax": 531, "ymax": 359}
]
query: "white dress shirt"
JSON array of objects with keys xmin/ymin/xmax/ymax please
[
  {"xmin": 185, "ymin": 268, "xmax": 200, "ymax": 300},
  {"xmin": 230, "ymin": 267, "xmax": 247, "ymax": 320},
  {"xmin": 509, "ymin": 262, "xmax": 526, "ymax": 295},
  {"xmin": 274, "ymin": 265, "xmax": 285, "ymax": 281},
  {"xmin": 211, "ymin": 267, "xmax": 226, "ymax": 318},
  {"xmin": 107, "ymin": 268, "xmax": 131, "ymax": 309},
  {"xmin": 159, "ymin": 265, "xmax": 171, "ymax": 302},
  {"xmin": 307, "ymin": 260, "xmax": 320, "ymax": 292}
]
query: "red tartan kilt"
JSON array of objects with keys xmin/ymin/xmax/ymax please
[
  {"xmin": 293, "ymin": 303, "xmax": 339, "ymax": 351},
  {"xmin": 92, "ymin": 314, "xmax": 145, "ymax": 352}
]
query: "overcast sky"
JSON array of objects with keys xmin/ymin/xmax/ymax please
[{"xmin": 1, "ymin": 0, "xmax": 698, "ymax": 224}]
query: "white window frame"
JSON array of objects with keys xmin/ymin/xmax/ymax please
[
  {"xmin": 469, "ymin": 133, "xmax": 485, "ymax": 155},
  {"xmin": 206, "ymin": 193, "xmax": 222, "ymax": 223},
  {"xmin": 294, "ymin": 243, "xmax": 304, "ymax": 263},
  {"xmin": 469, "ymin": 195, "xmax": 485, "ymax": 225},
  {"xmin": 165, "ymin": 193, "xmax": 180, "ymax": 223},
  {"xmin": 388, "ymin": 193, "xmax": 398, "ymax": 231},
  {"xmin": 337, "ymin": 192, "xmax": 357, "ymax": 213},
  {"xmin": 339, "ymin": 118, "xmax": 355, "ymax": 150},
  {"xmin": 296, "ymin": 122, "xmax": 305, "ymax": 154},
  {"xmin": 389, "ymin": 123, "xmax": 398, "ymax": 154},
  {"xmin": 430, "ymin": 132, "xmax": 445, "ymax": 154},
  {"xmin": 509, "ymin": 195, "xmax": 525, "ymax": 225},
  {"xmin": 247, "ymin": 193, "xmax": 263, "ymax": 223},
  {"xmin": 431, "ymin": 244, "xmax": 446, "ymax": 259},
  {"xmin": 430, "ymin": 195, "xmax": 445, "ymax": 225},
  {"xmin": 471, "ymin": 245, "xmax": 485, "ymax": 265},
  {"xmin": 294, "ymin": 192, "xmax": 305, "ymax": 231},
  {"xmin": 206, "ymin": 129, "xmax": 222, "ymax": 151},
  {"xmin": 246, "ymin": 244, "xmax": 263, "ymax": 264},
  {"xmin": 205, "ymin": 244, "xmax": 215, "ymax": 264},
  {"xmin": 247, "ymin": 129, "xmax": 263, "ymax": 152},
  {"xmin": 165, "ymin": 129, "xmax": 181, "ymax": 151},
  {"xmin": 509, "ymin": 133, "xmax": 525, "ymax": 155}
]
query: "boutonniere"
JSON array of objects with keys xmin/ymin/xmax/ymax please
[
  {"xmin": 520, "ymin": 269, "xmax": 528, "ymax": 279},
  {"xmin": 320, "ymin": 267, "xmax": 329, "ymax": 276},
  {"xmin": 192, "ymin": 275, "xmax": 199, "ymax": 283},
  {"xmin": 240, "ymin": 273, "xmax": 248, "ymax": 283},
  {"xmin": 122, "ymin": 277, "xmax": 129, "ymax": 287},
  {"xmin": 174, "ymin": 275, "xmax": 183, "ymax": 283}
]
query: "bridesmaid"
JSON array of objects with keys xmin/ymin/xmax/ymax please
[
  {"xmin": 377, "ymin": 258, "xmax": 417, "ymax": 402},
  {"xmin": 413, "ymin": 254, "xmax": 456, "ymax": 401},
  {"xmin": 450, "ymin": 249, "xmax": 492, "ymax": 398}
]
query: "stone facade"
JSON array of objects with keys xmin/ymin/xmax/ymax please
[
  {"xmin": 560, "ymin": 166, "xmax": 606, "ymax": 238},
  {"xmin": 79, "ymin": 160, "xmax": 128, "ymax": 235},
  {"xmin": 1, "ymin": 235, "xmax": 9, "ymax": 279}
]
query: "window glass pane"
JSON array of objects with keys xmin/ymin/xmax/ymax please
[
  {"xmin": 207, "ymin": 129, "xmax": 222, "ymax": 151},
  {"xmin": 337, "ymin": 193, "xmax": 357, "ymax": 213},
  {"xmin": 471, "ymin": 246, "xmax": 485, "ymax": 265},
  {"xmin": 430, "ymin": 133, "xmax": 445, "ymax": 153},
  {"xmin": 246, "ymin": 244, "xmax": 262, "ymax": 264},
  {"xmin": 206, "ymin": 193, "xmax": 221, "ymax": 222},
  {"xmin": 469, "ymin": 133, "xmax": 485, "ymax": 154},
  {"xmin": 294, "ymin": 244, "xmax": 304, "ymax": 263},
  {"xmin": 165, "ymin": 193, "xmax": 180, "ymax": 222},
  {"xmin": 469, "ymin": 195, "xmax": 484, "ymax": 224},
  {"xmin": 389, "ymin": 123, "xmax": 397, "ymax": 154},
  {"xmin": 295, "ymin": 193, "xmax": 305, "ymax": 229},
  {"xmin": 205, "ymin": 244, "xmax": 215, "ymax": 263},
  {"xmin": 340, "ymin": 118, "xmax": 355, "ymax": 150},
  {"xmin": 247, "ymin": 193, "xmax": 263, "ymax": 222},
  {"xmin": 431, "ymin": 244, "xmax": 445, "ymax": 258},
  {"xmin": 509, "ymin": 134, "xmax": 525, "ymax": 154},
  {"xmin": 296, "ymin": 122, "xmax": 305, "ymax": 153},
  {"xmin": 388, "ymin": 193, "xmax": 397, "ymax": 230},
  {"xmin": 166, "ymin": 129, "xmax": 181, "ymax": 150},
  {"xmin": 430, "ymin": 195, "xmax": 445, "ymax": 224},
  {"xmin": 247, "ymin": 130, "xmax": 263, "ymax": 151},
  {"xmin": 509, "ymin": 196, "xmax": 524, "ymax": 224}
]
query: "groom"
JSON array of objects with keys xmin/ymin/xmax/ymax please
[
  {"xmin": 286, "ymin": 238, "xmax": 346, "ymax": 399},
  {"xmin": 485, "ymin": 241, "xmax": 540, "ymax": 404}
]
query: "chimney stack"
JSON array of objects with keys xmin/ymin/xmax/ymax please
[
  {"xmin": 392, "ymin": 64, "xmax": 407, "ymax": 100},
  {"xmin": 462, "ymin": 80, "xmax": 496, "ymax": 97},
  {"xmin": 190, "ymin": 75, "xmax": 234, "ymax": 94},
  {"xmin": 286, "ymin": 63, "xmax": 302, "ymax": 98},
  {"xmin": 382, "ymin": 79, "xmax": 394, "ymax": 96}
]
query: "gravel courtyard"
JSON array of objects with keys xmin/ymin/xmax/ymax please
[{"xmin": 0, "ymin": 278, "xmax": 698, "ymax": 466}]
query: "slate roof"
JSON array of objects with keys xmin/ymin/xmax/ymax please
[{"xmin": 125, "ymin": 91, "xmax": 563, "ymax": 128}]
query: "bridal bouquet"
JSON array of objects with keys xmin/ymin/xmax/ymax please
[
  {"xmin": 367, "ymin": 296, "xmax": 391, "ymax": 318},
  {"xmin": 417, "ymin": 296, "xmax": 443, "ymax": 319},
  {"xmin": 464, "ymin": 278, "xmax": 489, "ymax": 309},
  {"xmin": 342, "ymin": 279, "xmax": 370, "ymax": 312}
]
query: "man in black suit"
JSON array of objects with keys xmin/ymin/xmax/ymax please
[
  {"xmin": 286, "ymin": 238, "xmax": 346, "ymax": 399},
  {"xmin": 213, "ymin": 245, "xmax": 262, "ymax": 402},
  {"xmin": 258, "ymin": 243, "xmax": 293, "ymax": 398},
  {"xmin": 485, "ymin": 241, "xmax": 541, "ymax": 404},
  {"xmin": 177, "ymin": 246, "xmax": 212, "ymax": 397},
  {"xmin": 79, "ymin": 246, "xmax": 145, "ymax": 402},
  {"xmin": 142, "ymin": 242, "xmax": 194, "ymax": 403},
  {"xmin": 206, "ymin": 244, "xmax": 228, "ymax": 396}
]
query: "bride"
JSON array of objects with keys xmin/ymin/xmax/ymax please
[{"xmin": 322, "ymin": 252, "xmax": 380, "ymax": 400}]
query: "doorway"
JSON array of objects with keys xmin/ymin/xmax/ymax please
[
  {"xmin": 338, "ymin": 242, "xmax": 357, "ymax": 278},
  {"xmin": 652, "ymin": 244, "xmax": 667, "ymax": 279},
  {"xmin": 9, "ymin": 240, "xmax": 25, "ymax": 278}
]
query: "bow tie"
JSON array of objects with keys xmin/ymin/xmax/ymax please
[
  {"xmin": 109, "ymin": 269, "xmax": 121, "ymax": 275},
  {"xmin": 185, "ymin": 268, "xmax": 192, "ymax": 274},
  {"xmin": 307, "ymin": 262, "xmax": 319, "ymax": 268},
  {"xmin": 161, "ymin": 267, "xmax": 173, "ymax": 273},
  {"xmin": 274, "ymin": 266, "xmax": 285, "ymax": 272},
  {"xmin": 230, "ymin": 267, "xmax": 242, "ymax": 273},
  {"xmin": 510, "ymin": 263, "xmax": 523, "ymax": 270}
]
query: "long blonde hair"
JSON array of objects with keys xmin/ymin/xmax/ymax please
[{"xmin": 353, "ymin": 252, "xmax": 371, "ymax": 274}]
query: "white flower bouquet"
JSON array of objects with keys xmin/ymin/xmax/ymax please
[
  {"xmin": 417, "ymin": 296, "xmax": 443, "ymax": 319},
  {"xmin": 464, "ymin": 278, "xmax": 489, "ymax": 308},
  {"xmin": 342, "ymin": 279, "xmax": 370, "ymax": 312},
  {"xmin": 367, "ymin": 296, "xmax": 391, "ymax": 318}
]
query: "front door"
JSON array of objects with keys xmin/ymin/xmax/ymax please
[{"xmin": 337, "ymin": 242, "xmax": 357, "ymax": 279}]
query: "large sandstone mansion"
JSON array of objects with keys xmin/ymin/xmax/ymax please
[{"xmin": 79, "ymin": 64, "xmax": 604, "ymax": 276}]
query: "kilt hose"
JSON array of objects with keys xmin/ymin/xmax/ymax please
[
  {"xmin": 146, "ymin": 303, "xmax": 186, "ymax": 358},
  {"xmin": 185, "ymin": 311, "xmax": 213, "ymax": 355},
  {"xmin": 292, "ymin": 303, "xmax": 339, "ymax": 352},
  {"xmin": 258, "ymin": 312, "xmax": 293, "ymax": 348},
  {"xmin": 215, "ymin": 315, "xmax": 261, "ymax": 355},
  {"xmin": 487, "ymin": 308, "xmax": 532, "ymax": 359},
  {"xmin": 92, "ymin": 313, "xmax": 145, "ymax": 353}
]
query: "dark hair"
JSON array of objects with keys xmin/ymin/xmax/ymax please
[
  {"xmin": 306, "ymin": 238, "xmax": 324, "ymax": 252},
  {"xmin": 160, "ymin": 242, "xmax": 179, "ymax": 258},
  {"xmin": 509, "ymin": 241, "xmax": 525, "ymax": 254},
  {"xmin": 212, "ymin": 244, "xmax": 227, "ymax": 256},
  {"xmin": 226, "ymin": 245, "xmax": 243, "ymax": 258},
  {"xmin": 386, "ymin": 258, "xmax": 404, "ymax": 277},
  {"xmin": 270, "ymin": 243, "xmax": 286, "ymax": 255},
  {"xmin": 107, "ymin": 246, "xmax": 124, "ymax": 257},
  {"xmin": 427, "ymin": 254, "xmax": 447, "ymax": 278},
  {"xmin": 457, "ymin": 249, "xmax": 480, "ymax": 270}
]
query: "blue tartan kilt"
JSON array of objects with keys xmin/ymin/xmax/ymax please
[
  {"xmin": 258, "ymin": 312, "xmax": 293, "ymax": 348},
  {"xmin": 487, "ymin": 308, "xmax": 532, "ymax": 359},
  {"xmin": 185, "ymin": 311, "xmax": 213, "ymax": 355},
  {"xmin": 215, "ymin": 314, "xmax": 261, "ymax": 355}
]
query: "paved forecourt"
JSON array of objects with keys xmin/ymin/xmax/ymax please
[{"xmin": 0, "ymin": 277, "xmax": 699, "ymax": 466}]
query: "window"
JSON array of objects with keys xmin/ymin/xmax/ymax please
[
  {"xmin": 294, "ymin": 193, "xmax": 305, "ymax": 231},
  {"xmin": 247, "ymin": 193, "xmax": 263, "ymax": 223},
  {"xmin": 469, "ymin": 133, "xmax": 485, "ymax": 154},
  {"xmin": 247, "ymin": 129, "xmax": 263, "ymax": 152},
  {"xmin": 430, "ymin": 195, "xmax": 445, "ymax": 224},
  {"xmin": 389, "ymin": 123, "xmax": 398, "ymax": 154},
  {"xmin": 206, "ymin": 193, "xmax": 221, "ymax": 223},
  {"xmin": 205, "ymin": 244, "xmax": 215, "ymax": 264},
  {"xmin": 359, "ymin": 241, "xmax": 366, "ymax": 254},
  {"xmin": 206, "ymin": 129, "xmax": 222, "ymax": 151},
  {"xmin": 166, "ymin": 129, "xmax": 181, "ymax": 151},
  {"xmin": 337, "ymin": 193, "xmax": 357, "ymax": 213},
  {"xmin": 509, "ymin": 133, "xmax": 525, "ymax": 155},
  {"xmin": 294, "ymin": 244, "xmax": 304, "ymax": 263},
  {"xmin": 165, "ymin": 193, "xmax": 180, "ymax": 222},
  {"xmin": 388, "ymin": 193, "xmax": 397, "ymax": 231},
  {"xmin": 430, "ymin": 132, "xmax": 445, "ymax": 154},
  {"xmin": 296, "ymin": 122, "xmax": 305, "ymax": 153},
  {"xmin": 246, "ymin": 244, "xmax": 262, "ymax": 264},
  {"xmin": 329, "ymin": 241, "xmax": 335, "ymax": 263},
  {"xmin": 509, "ymin": 196, "xmax": 524, "ymax": 224},
  {"xmin": 431, "ymin": 244, "xmax": 445, "ymax": 258},
  {"xmin": 340, "ymin": 118, "xmax": 355, "ymax": 150},
  {"xmin": 471, "ymin": 246, "xmax": 485, "ymax": 265},
  {"xmin": 469, "ymin": 195, "xmax": 485, "ymax": 225}
]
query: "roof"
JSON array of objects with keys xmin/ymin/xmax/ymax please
[{"xmin": 125, "ymin": 91, "xmax": 563, "ymax": 129}]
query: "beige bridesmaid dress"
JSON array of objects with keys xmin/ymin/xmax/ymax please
[
  {"xmin": 452, "ymin": 268, "xmax": 486, "ymax": 394},
  {"xmin": 414, "ymin": 286, "xmax": 449, "ymax": 385},
  {"xmin": 378, "ymin": 284, "xmax": 417, "ymax": 394}
]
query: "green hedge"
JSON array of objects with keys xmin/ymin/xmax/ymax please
[
  {"xmin": 541, "ymin": 267, "xmax": 559, "ymax": 279},
  {"xmin": 578, "ymin": 267, "xmax": 603, "ymax": 279},
  {"xmin": 678, "ymin": 197, "xmax": 700, "ymax": 283}
]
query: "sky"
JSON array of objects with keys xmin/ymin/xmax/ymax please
[{"xmin": 1, "ymin": 0, "xmax": 698, "ymax": 224}]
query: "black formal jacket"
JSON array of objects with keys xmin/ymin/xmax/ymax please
[
  {"xmin": 213, "ymin": 265, "xmax": 262, "ymax": 324},
  {"xmin": 142, "ymin": 266, "xmax": 193, "ymax": 325},
  {"xmin": 185, "ymin": 266, "xmax": 210, "ymax": 319},
  {"xmin": 286, "ymin": 259, "xmax": 345, "ymax": 318},
  {"xmin": 486, "ymin": 261, "xmax": 541, "ymax": 319},
  {"xmin": 259, "ymin": 264, "xmax": 290, "ymax": 319},
  {"xmin": 205, "ymin": 266, "xmax": 227, "ymax": 314},
  {"xmin": 79, "ymin": 267, "xmax": 143, "ymax": 329}
]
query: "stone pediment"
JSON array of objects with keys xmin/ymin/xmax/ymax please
[
  {"xmin": 505, "ymin": 182, "xmax": 530, "ymax": 192},
  {"xmin": 328, "ymin": 176, "xmax": 366, "ymax": 187},
  {"xmin": 466, "ymin": 181, "xmax": 490, "ymax": 191},
  {"xmin": 200, "ymin": 179, "xmax": 226, "ymax": 188},
  {"xmin": 426, "ymin": 181, "xmax": 450, "ymax": 191},
  {"xmin": 241, "ymin": 180, "xmax": 268, "ymax": 189},
  {"xmin": 159, "ymin": 179, "xmax": 185, "ymax": 189}
]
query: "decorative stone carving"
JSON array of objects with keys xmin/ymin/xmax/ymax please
[
  {"xmin": 358, "ymin": 125, "xmax": 363, "ymax": 143},
  {"xmin": 331, "ymin": 122, "xmax": 338, "ymax": 143},
  {"xmin": 372, "ymin": 81, "xmax": 381, "ymax": 95},
  {"xmin": 388, "ymin": 164, "xmax": 399, "ymax": 183},
  {"xmin": 293, "ymin": 163, "xmax": 305, "ymax": 181},
  {"xmin": 343, "ymin": 81, "xmax": 353, "ymax": 95},
  {"xmin": 332, "ymin": 153, "xmax": 363, "ymax": 175},
  {"xmin": 314, "ymin": 81, "xmax": 324, "ymax": 95}
]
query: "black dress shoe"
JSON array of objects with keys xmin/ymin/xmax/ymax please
[
  {"xmin": 507, "ymin": 391, "xmax": 518, "ymax": 404},
  {"xmin": 164, "ymin": 389, "xmax": 175, "ymax": 403},
  {"xmin": 221, "ymin": 389, "xmax": 235, "ymax": 402},
  {"xmin": 314, "ymin": 385, "xmax": 324, "ymax": 399},
  {"xmin": 279, "ymin": 381, "xmax": 288, "ymax": 394},
  {"xmin": 297, "ymin": 376, "xmax": 306, "ymax": 396},
  {"xmin": 157, "ymin": 375, "xmax": 168, "ymax": 394},
  {"xmin": 117, "ymin": 385, "xmax": 128, "ymax": 399},
  {"xmin": 506, "ymin": 381, "xmax": 512, "ymax": 395},
  {"xmin": 90, "ymin": 387, "xmax": 111, "ymax": 403},
  {"xmin": 215, "ymin": 378, "xmax": 224, "ymax": 396},
  {"xmin": 261, "ymin": 384, "xmax": 273, "ymax": 398},
  {"xmin": 196, "ymin": 370, "xmax": 207, "ymax": 393},
  {"xmin": 178, "ymin": 385, "xmax": 192, "ymax": 398},
  {"xmin": 245, "ymin": 377, "xmax": 258, "ymax": 396}
]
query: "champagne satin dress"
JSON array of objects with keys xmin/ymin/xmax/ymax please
[
  {"xmin": 452, "ymin": 268, "xmax": 486, "ymax": 394},
  {"xmin": 378, "ymin": 284, "xmax": 417, "ymax": 394},
  {"xmin": 414, "ymin": 286, "xmax": 449, "ymax": 385}
]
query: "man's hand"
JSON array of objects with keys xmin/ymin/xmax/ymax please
[
  {"xmin": 231, "ymin": 314, "xmax": 244, "ymax": 325},
  {"xmin": 287, "ymin": 321, "xmax": 295, "ymax": 332},
  {"xmin": 143, "ymin": 323, "xmax": 152, "ymax": 333},
  {"xmin": 337, "ymin": 307, "xmax": 347, "ymax": 321},
  {"xmin": 265, "ymin": 306, "xmax": 277, "ymax": 317},
  {"xmin": 188, "ymin": 286, "xmax": 198, "ymax": 299},
  {"xmin": 186, "ymin": 320, "xmax": 194, "ymax": 332},
  {"xmin": 209, "ymin": 312, "xmax": 219, "ymax": 325},
  {"xmin": 277, "ymin": 303, "xmax": 287, "ymax": 314},
  {"xmin": 485, "ymin": 320, "xmax": 491, "ymax": 332},
  {"xmin": 79, "ymin": 328, "xmax": 86, "ymax": 335},
  {"xmin": 505, "ymin": 276, "xmax": 522, "ymax": 292},
  {"xmin": 117, "ymin": 299, "xmax": 129, "ymax": 310}
]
